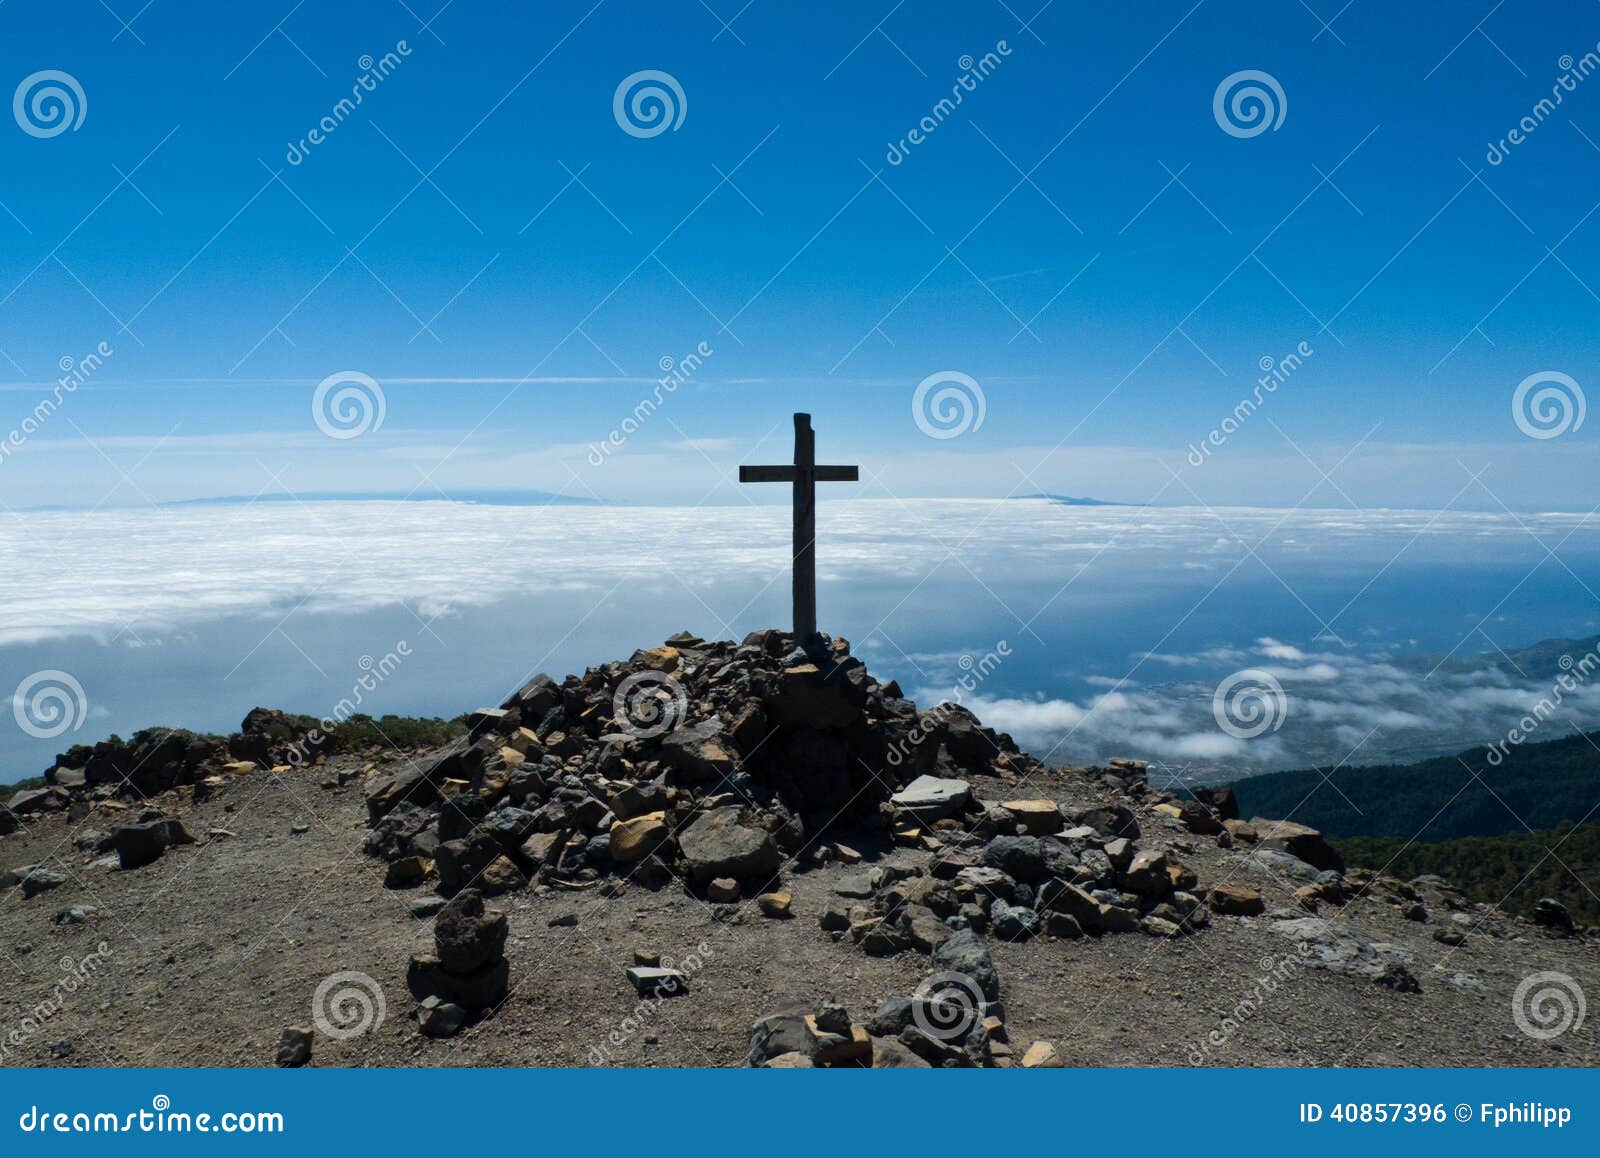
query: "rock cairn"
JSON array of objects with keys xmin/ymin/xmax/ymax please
[
  {"xmin": 361, "ymin": 630, "xmax": 1047, "ymax": 899},
  {"xmin": 407, "ymin": 888, "xmax": 510, "ymax": 1037}
]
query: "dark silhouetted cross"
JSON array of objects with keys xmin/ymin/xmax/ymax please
[{"xmin": 739, "ymin": 413, "xmax": 858, "ymax": 642}]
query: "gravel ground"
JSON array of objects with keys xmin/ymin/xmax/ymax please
[{"xmin": 2, "ymin": 757, "xmax": 1596, "ymax": 1068}]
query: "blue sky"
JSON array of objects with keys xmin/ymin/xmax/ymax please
[{"xmin": 1, "ymin": 0, "xmax": 1597, "ymax": 508}]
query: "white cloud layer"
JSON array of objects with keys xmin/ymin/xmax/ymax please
[{"xmin": 3, "ymin": 498, "xmax": 1597, "ymax": 648}]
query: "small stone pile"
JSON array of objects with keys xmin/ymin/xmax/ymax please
[
  {"xmin": 745, "ymin": 970, "xmax": 1061, "ymax": 1069},
  {"xmin": 361, "ymin": 630, "xmax": 1048, "ymax": 900},
  {"xmin": 821, "ymin": 784, "xmax": 1213, "ymax": 961},
  {"xmin": 406, "ymin": 888, "xmax": 510, "ymax": 1037}
]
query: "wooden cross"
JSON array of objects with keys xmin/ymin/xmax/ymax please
[{"xmin": 739, "ymin": 413, "xmax": 859, "ymax": 642}]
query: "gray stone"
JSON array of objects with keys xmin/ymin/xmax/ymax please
[
  {"xmin": 833, "ymin": 872, "xmax": 878, "ymax": 899},
  {"xmin": 989, "ymin": 900, "xmax": 1039, "ymax": 941},
  {"xmin": 747, "ymin": 1003, "xmax": 817, "ymax": 1064},
  {"xmin": 1272, "ymin": 916, "xmax": 1417, "ymax": 986},
  {"xmin": 408, "ymin": 896, "xmax": 447, "ymax": 919},
  {"xmin": 1243, "ymin": 847, "xmax": 1324, "ymax": 883},
  {"xmin": 19, "ymin": 867, "xmax": 67, "ymax": 898},
  {"xmin": 678, "ymin": 808, "xmax": 781, "ymax": 881},
  {"xmin": 819, "ymin": 899, "xmax": 852, "ymax": 932},
  {"xmin": 905, "ymin": 907, "xmax": 953, "ymax": 954},
  {"xmin": 866, "ymin": 996, "xmax": 915, "ymax": 1037},
  {"xmin": 1071, "ymin": 804, "xmax": 1140, "ymax": 839},
  {"xmin": 1096, "ymin": 903, "xmax": 1142, "ymax": 933},
  {"xmin": 417, "ymin": 996, "xmax": 466, "ymax": 1038},
  {"xmin": 931, "ymin": 929, "xmax": 999, "ymax": 1000},
  {"xmin": 814, "ymin": 1002, "xmax": 851, "ymax": 1036},
  {"xmin": 1122, "ymin": 849, "xmax": 1170, "ymax": 895},
  {"xmin": 53, "ymin": 904, "xmax": 95, "ymax": 925},
  {"xmin": 890, "ymin": 775, "xmax": 971, "ymax": 821},
  {"xmin": 870, "ymin": 1035, "xmax": 933, "ymax": 1068}
]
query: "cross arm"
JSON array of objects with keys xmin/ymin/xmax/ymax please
[
  {"xmin": 739, "ymin": 465, "xmax": 798, "ymax": 483},
  {"xmin": 812, "ymin": 466, "xmax": 859, "ymax": 482}
]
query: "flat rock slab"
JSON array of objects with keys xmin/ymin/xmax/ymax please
[
  {"xmin": 1272, "ymin": 916, "xmax": 1414, "ymax": 982},
  {"xmin": 627, "ymin": 966, "xmax": 688, "ymax": 996},
  {"xmin": 890, "ymin": 775, "xmax": 970, "ymax": 820}
]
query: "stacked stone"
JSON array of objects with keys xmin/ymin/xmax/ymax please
[{"xmin": 406, "ymin": 888, "xmax": 509, "ymax": 1038}]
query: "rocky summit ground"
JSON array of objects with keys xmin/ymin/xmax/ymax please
[{"xmin": 2, "ymin": 630, "xmax": 1597, "ymax": 1068}]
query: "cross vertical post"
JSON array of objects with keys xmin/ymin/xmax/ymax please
[
  {"xmin": 792, "ymin": 413, "xmax": 817, "ymax": 641},
  {"xmin": 738, "ymin": 413, "xmax": 859, "ymax": 644}
]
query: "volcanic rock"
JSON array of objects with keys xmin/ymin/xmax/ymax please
[{"xmin": 678, "ymin": 808, "xmax": 781, "ymax": 881}]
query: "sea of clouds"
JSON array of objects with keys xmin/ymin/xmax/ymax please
[
  {"xmin": 4, "ymin": 497, "xmax": 1595, "ymax": 647},
  {"xmin": 4, "ymin": 497, "xmax": 1599, "ymax": 782}
]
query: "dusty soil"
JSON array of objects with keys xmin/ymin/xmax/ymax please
[{"xmin": 2, "ymin": 755, "xmax": 1596, "ymax": 1068}]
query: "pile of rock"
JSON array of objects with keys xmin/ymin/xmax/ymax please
[
  {"xmin": 406, "ymin": 888, "xmax": 510, "ymax": 1037},
  {"xmin": 361, "ymin": 631, "xmax": 1048, "ymax": 901},
  {"xmin": 5, "ymin": 708, "xmax": 341, "ymax": 821},
  {"xmin": 746, "ymin": 963, "xmax": 1059, "ymax": 1070},
  {"xmin": 820, "ymin": 788, "xmax": 1212, "ymax": 957}
]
